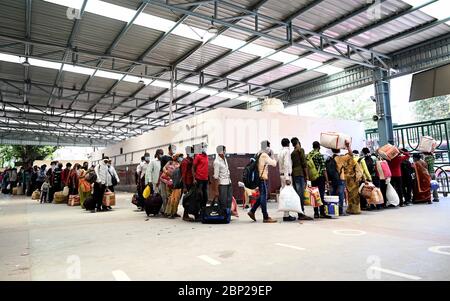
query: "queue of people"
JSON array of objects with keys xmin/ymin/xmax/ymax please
[
  {"xmin": 1, "ymin": 137, "xmax": 440, "ymax": 223},
  {"xmin": 1, "ymin": 159, "xmax": 120, "ymax": 213},
  {"xmin": 133, "ymin": 137, "xmax": 441, "ymax": 224}
]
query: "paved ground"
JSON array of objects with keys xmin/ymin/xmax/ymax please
[{"xmin": 0, "ymin": 192, "xmax": 449, "ymax": 281}]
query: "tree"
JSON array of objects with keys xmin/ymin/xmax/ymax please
[
  {"xmin": 0, "ymin": 145, "xmax": 58, "ymax": 167},
  {"xmin": 297, "ymin": 85, "xmax": 377, "ymax": 129},
  {"xmin": 411, "ymin": 95, "xmax": 450, "ymax": 122}
]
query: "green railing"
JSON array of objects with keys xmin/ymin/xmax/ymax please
[{"xmin": 366, "ymin": 118, "xmax": 450, "ymax": 196}]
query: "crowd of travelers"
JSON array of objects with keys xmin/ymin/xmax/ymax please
[
  {"xmin": 132, "ymin": 137, "xmax": 440, "ymax": 224},
  {"xmin": 1, "ymin": 159, "xmax": 120, "ymax": 213},
  {"xmin": 1, "ymin": 136, "xmax": 440, "ymax": 223}
]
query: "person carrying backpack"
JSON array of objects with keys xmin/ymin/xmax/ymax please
[
  {"xmin": 308, "ymin": 141, "xmax": 329, "ymax": 219},
  {"xmin": 247, "ymin": 140, "xmax": 277, "ymax": 223}
]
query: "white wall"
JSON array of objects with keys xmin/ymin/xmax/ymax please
[{"xmin": 91, "ymin": 108, "xmax": 365, "ymax": 163}]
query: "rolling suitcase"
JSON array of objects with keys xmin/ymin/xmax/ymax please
[
  {"xmin": 144, "ymin": 193, "xmax": 163, "ymax": 216},
  {"xmin": 201, "ymin": 198, "xmax": 231, "ymax": 224}
]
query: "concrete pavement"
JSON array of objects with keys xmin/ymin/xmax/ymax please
[{"xmin": 0, "ymin": 192, "xmax": 449, "ymax": 281}]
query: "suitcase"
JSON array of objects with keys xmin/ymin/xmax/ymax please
[
  {"xmin": 84, "ymin": 196, "xmax": 96, "ymax": 210},
  {"xmin": 31, "ymin": 190, "xmax": 40, "ymax": 200},
  {"xmin": 201, "ymin": 199, "xmax": 231, "ymax": 224},
  {"xmin": 68, "ymin": 195, "xmax": 80, "ymax": 206},
  {"xmin": 378, "ymin": 144, "xmax": 400, "ymax": 161},
  {"xmin": 102, "ymin": 191, "xmax": 116, "ymax": 206},
  {"xmin": 144, "ymin": 193, "xmax": 163, "ymax": 216},
  {"xmin": 53, "ymin": 191, "xmax": 68, "ymax": 204}
]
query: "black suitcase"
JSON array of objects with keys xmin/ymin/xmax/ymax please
[
  {"xmin": 84, "ymin": 196, "xmax": 96, "ymax": 211},
  {"xmin": 201, "ymin": 199, "xmax": 231, "ymax": 224},
  {"xmin": 144, "ymin": 193, "xmax": 163, "ymax": 216}
]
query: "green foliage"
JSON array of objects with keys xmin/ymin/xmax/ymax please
[
  {"xmin": 0, "ymin": 145, "xmax": 58, "ymax": 167},
  {"xmin": 298, "ymin": 85, "xmax": 377, "ymax": 129},
  {"xmin": 411, "ymin": 95, "xmax": 450, "ymax": 122}
]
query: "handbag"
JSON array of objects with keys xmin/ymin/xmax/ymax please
[{"xmin": 108, "ymin": 169, "xmax": 118, "ymax": 186}]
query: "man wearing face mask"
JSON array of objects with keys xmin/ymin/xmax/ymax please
[
  {"xmin": 136, "ymin": 153, "xmax": 150, "ymax": 210},
  {"xmin": 193, "ymin": 143, "xmax": 209, "ymax": 213},
  {"xmin": 159, "ymin": 145, "xmax": 175, "ymax": 214},
  {"xmin": 145, "ymin": 149, "xmax": 163, "ymax": 195},
  {"xmin": 213, "ymin": 145, "xmax": 232, "ymax": 218},
  {"xmin": 94, "ymin": 157, "xmax": 111, "ymax": 212},
  {"xmin": 248, "ymin": 141, "xmax": 277, "ymax": 223}
]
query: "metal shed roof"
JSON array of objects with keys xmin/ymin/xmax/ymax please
[{"xmin": 0, "ymin": 0, "xmax": 449, "ymax": 145}]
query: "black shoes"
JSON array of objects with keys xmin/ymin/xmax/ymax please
[
  {"xmin": 298, "ymin": 214, "xmax": 314, "ymax": 221},
  {"xmin": 433, "ymin": 199, "xmax": 439, "ymax": 203},
  {"xmin": 283, "ymin": 216, "xmax": 297, "ymax": 222},
  {"xmin": 320, "ymin": 214, "xmax": 332, "ymax": 219},
  {"xmin": 314, "ymin": 213, "xmax": 320, "ymax": 219}
]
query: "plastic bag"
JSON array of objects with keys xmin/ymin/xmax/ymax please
[
  {"xmin": 278, "ymin": 185, "xmax": 303, "ymax": 214},
  {"xmin": 306, "ymin": 186, "xmax": 323, "ymax": 207},
  {"xmin": 304, "ymin": 189, "xmax": 311, "ymax": 206},
  {"xmin": 368, "ymin": 187, "xmax": 384, "ymax": 205},
  {"xmin": 143, "ymin": 185, "xmax": 151, "ymax": 199},
  {"xmin": 62, "ymin": 186, "xmax": 70, "ymax": 197},
  {"xmin": 431, "ymin": 180, "xmax": 439, "ymax": 191},
  {"xmin": 386, "ymin": 182, "xmax": 399, "ymax": 206}
]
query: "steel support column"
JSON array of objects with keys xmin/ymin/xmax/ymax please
[{"xmin": 374, "ymin": 68, "xmax": 394, "ymax": 146}]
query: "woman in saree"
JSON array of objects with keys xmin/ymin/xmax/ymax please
[
  {"xmin": 412, "ymin": 153, "xmax": 432, "ymax": 204},
  {"xmin": 78, "ymin": 168, "xmax": 92, "ymax": 209},
  {"xmin": 67, "ymin": 163, "xmax": 81, "ymax": 196},
  {"xmin": 344, "ymin": 147, "xmax": 363, "ymax": 214},
  {"xmin": 161, "ymin": 154, "xmax": 183, "ymax": 218}
]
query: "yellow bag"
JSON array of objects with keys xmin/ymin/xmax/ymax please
[
  {"xmin": 304, "ymin": 190, "xmax": 311, "ymax": 206},
  {"xmin": 143, "ymin": 185, "xmax": 151, "ymax": 199}
]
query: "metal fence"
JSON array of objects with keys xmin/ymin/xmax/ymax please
[{"xmin": 366, "ymin": 118, "xmax": 450, "ymax": 196}]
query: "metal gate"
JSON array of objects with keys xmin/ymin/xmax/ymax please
[{"xmin": 366, "ymin": 118, "xmax": 450, "ymax": 196}]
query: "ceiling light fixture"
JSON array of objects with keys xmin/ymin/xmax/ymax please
[
  {"xmin": 22, "ymin": 58, "xmax": 30, "ymax": 67},
  {"xmin": 207, "ymin": 17, "xmax": 219, "ymax": 35}
]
